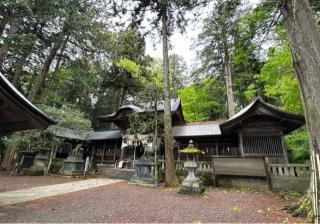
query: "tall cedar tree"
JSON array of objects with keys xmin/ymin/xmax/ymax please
[
  {"xmin": 113, "ymin": 0, "xmax": 204, "ymax": 187},
  {"xmin": 196, "ymin": 0, "xmax": 242, "ymax": 117},
  {"xmin": 268, "ymin": 0, "xmax": 320, "ymax": 220}
]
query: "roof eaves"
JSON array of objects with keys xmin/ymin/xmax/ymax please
[{"xmin": 0, "ymin": 72, "xmax": 56, "ymax": 126}]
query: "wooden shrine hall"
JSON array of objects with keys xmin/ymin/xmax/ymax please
[
  {"xmin": 95, "ymin": 97, "xmax": 305, "ymax": 166},
  {"xmin": 172, "ymin": 98, "xmax": 305, "ymax": 164}
]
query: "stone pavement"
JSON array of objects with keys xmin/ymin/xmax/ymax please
[{"xmin": 0, "ymin": 178, "xmax": 124, "ymax": 206}]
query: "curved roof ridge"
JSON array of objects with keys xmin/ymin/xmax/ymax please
[
  {"xmin": 99, "ymin": 98, "xmax": 182, "ymax": 122},
  {"xmin": 220, "ymin": 97, "xmax": 305, "ymax": 134}
]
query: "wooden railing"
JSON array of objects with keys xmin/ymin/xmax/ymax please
[
  {"xmin": 267, "ymin": 163, "xmax": 310, "ymax": 178},
  {"xmin": 158, "ymin": 160, "xmax": 213, "ymax": 173},
  {"xmin": 198, "ymin": 161, "xmax": 214, "ymax": 172}
]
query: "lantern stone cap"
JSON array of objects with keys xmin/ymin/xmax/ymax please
[{"xmin": 179, "ymin": 140, "xmax": 203, "ymax": 154}]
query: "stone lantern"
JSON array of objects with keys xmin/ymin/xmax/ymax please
[{"xmin": 178, "ymin": 140, "xmax": 205, "ymax": 194}]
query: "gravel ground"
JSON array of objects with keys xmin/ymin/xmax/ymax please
[
  {"xmin": 0, "ymin": 181, "xmax": 306, "ymax": 223},
  {"xmin": 0, "ymin": 172, "xmax": 81, "ymax": 193}
]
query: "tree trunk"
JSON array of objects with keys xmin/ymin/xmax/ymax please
[
  {"xmin": 221, "ymin": 7, "xmax": 235, "ymax": 118},
  {"xmin": 1, "ymin": 144, "xmax": 17, "ymax": 171},
  {"xmin": 0, "ymin": 20, "xmax": 19, "ymax": 68},
  {"xmin": 11, "ymin": 46, "xmax": 34, "ymax": 87},
  {"xmin": 42, "ymin": 35, "xmax": 69, "ymax": 102},
  {"xmin": 0, "ymin": 20, "xmax": 5, "ymax": 38},
  {"xmin": 281, "ymin": 0, "xmax": 320, "ymax": 221},
  {"xmin": 28, "ymin": 28, "xmax": 67, "ymax": 102},
  {"xmin": 118, "ymin": 87, "xmax": 126, "ymax": 108},
  {"xmin": 153, "ymin": 100, "xmax": 159, "ymax": 186},
  {"xmin": 161, "ymin": 6, "xmax": 179, "ymax": 187},
  {"xmin": 0, "ymin": 139, "xmax": 5, "ymax": 165},
  {"xmin": 224, "ymin": 59, "xmax": 235, "ymax": 118},
  {"xmin": 112, "ymin": 88, "xmax": 119, "ymax": 112},
  {"xmin": 45, "ymin": 143, "xmax": 56, "ymax": 175}
]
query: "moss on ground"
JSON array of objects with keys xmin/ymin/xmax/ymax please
[{"xmin": 284, "ymin": 193, "xmax": 313, "ymax": 222}]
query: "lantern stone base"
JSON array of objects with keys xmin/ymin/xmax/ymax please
[
  {"xmin": 178, "ymin": 178, "xmax": 205, "ymax": 194},
  {"xmin": 24, "ymin": 154, "xmax": 49, "ymax": 176},
  {"xmin": 130, "ymin": 158, "xmax": 159, "ymax": 187},
  {"xmin": 59, "ymin": 156, "xmax": 84, "ymax": 176},
  {"xmin": 178, "ymin": 160, "xmax": 205, "ymax": 195}
]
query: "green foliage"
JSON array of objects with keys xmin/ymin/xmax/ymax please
[
  {"xmin": 127, "ymin": 63, "xmax": 164, "ymax": 136},
  {"xmin": 3, "ymin": 105, "xmax": 92, "ymax": 147},
  {"xmin": 114, "ymin": 0, "xmax": 204, "ymax": 35},
  {"xmin": 258, "ymin": 44, "xmax": 303, "ymax": 114},
  {"xmin": 179, "ymin": 77, "xmax": 227, "ymax": 122},
  {"xmin": 245, "ymin": 22, "xmax": 309, "ymax": 163},
  {"xmin": 195, "ymin": 0, "xmax": 264, "ymax": 109},
  {"xmin": 285, "ymin": 128, "xmax": 310, "ymax": 163},
  {"xmin": 50, "ymin": 56, "xmax": 103, "ymax": 115},
  {"xmin": 116, "ymin": 58, "xmax": 140, "ymax": 76},
  {"xmin": 169, "ymin": 54, "xmax": 188, "ymax": 96},
  {"xmin": 128, "ymin": 112, "xmax": 163, "ymax": 135},
  {"xmin": 196, "ymin": 0, "xmax": 242, "ymax": 75},
  {"xmin": 38, "ymin": 105, "xmax": 92, "ymax": 131}
]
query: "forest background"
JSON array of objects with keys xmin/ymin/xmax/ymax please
[{"xmin": 0, "ymin": 0, "xmax": 314, "ymax": 163}]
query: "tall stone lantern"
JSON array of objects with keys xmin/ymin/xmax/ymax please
[{"xmin": 178, "ymin": 140, "xmax": 205, "ymax": 194}]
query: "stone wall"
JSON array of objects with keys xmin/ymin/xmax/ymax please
[
  {"xmin": 161, "ymin": 160, "xmax": 311, "ymax": 193},
  {"xmin": 24, "ymin": 157, "xmax": 64, "ymax": 175},
  {"xmin": 267, "ymin": 163, "xmax": 310, "ymax": 193}
]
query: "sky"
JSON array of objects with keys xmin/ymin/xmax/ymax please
[{"xmin": 145, "ymin": 0, "xmax": 262, "ymax": 71}]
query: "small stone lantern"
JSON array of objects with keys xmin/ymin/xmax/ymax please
[{"xmin": 178, "ymin": 140, "xmax": 205, "ymax": 194}]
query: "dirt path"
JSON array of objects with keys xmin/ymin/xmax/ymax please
[
  {"xmin": 0, "ymin": 172, "xmax": 80, "ymax": 193},
  {"xmin": 0, "ymin": 178, "xmax": 124, "ymax": 206},
  {"xmin": 0, "ymin": 181, "xmax": 306, "ymax": 223}
]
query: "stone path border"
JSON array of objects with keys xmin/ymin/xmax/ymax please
[{"xmin": 0, "ymin": 178, "xmax": 124, "ymax": 206}]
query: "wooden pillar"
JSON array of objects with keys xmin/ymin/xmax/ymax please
[
  {"xmin": 101, "ymin": 144, "xmax": 106, "ymax": 164},
  {"xmin": 133, "ymin": 145, "xmax": 136, "ymax": 168},
  {"xmin": 280, "ymin": 132, "xmax": 289, "ymax": 163},
  {"xmin": 178, "ymin": 145, "xmax": 181, "ymax": 161},
  {"xmin": 89, "ymin": 145, "xmax": 95, "ymax": 170},
  {"xmin": 215, "ymin": 139, "xmax": 219, "ymax": 156},
  {"xmin": 239, "ymin": 132, "xmax": 244, "ymax": 157},
  {"xmin": 120, "ymin": 146, "xmax": 124, "ymax": 161},
  {"xmin": 113, "ymin": 144, "xmax": 117, "ymax": 161},
  {"xmin": 93, "ymin": 146, "xmax": 96, "ymax": 157}
]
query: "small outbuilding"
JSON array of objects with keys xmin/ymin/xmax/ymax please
[{"xmin": 173, "ymin": 98, "xmax": 305, "ymax": 163}]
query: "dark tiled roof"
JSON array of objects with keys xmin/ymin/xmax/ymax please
[
  {"xmin": 88, "ymin": 129, "xmax": 122, "ymax": 141},
  {"xmin": 173, "ymin": 122, "xmax": 221, "ymax": 137},
  {"xmin": 46, "ymin": 126, "xmax": 89, "ymax": 140},
  {"xmin": 220, "ymin": 97, "xmax": 305, "ymax": 134},
  {"xmin": 99, "ymin": 98, "xmax": 182, "ymax": 121}
]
